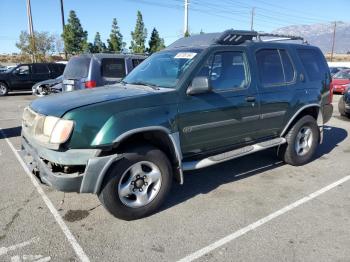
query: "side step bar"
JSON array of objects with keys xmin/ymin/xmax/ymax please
[{"xmin": 182, "ymin": 137, "xmax": 286, "ymax": 171}]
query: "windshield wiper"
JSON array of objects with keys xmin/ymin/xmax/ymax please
[{"xmin": 127, "ymin": 81, "xmax": 160, "ymax": 90}]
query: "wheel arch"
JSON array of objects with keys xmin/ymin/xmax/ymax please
[
  {"xmin": 281, "ymin": 104, "xmax": 322, "ymax": 138},
  {"xmin": 98, "ymin": 127, "xmax": 183, "ymax": 191}
]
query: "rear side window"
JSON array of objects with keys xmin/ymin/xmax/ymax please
[
  {"xmin": 297, "ymin": 49, "xmax": 326, "ymax": 81},
  {"xmin": 49, "ymin": 64, "xmax": 65, "ymax": 74},
  {"xmin": 32, "ymin": 64, "xmax": 49, "ymax": 74},
  {"xmin": 132, "ymin": 59, "xmax": 144, "ymax": 68},
  {"xmin": 101, "ymin": 58, "xmax": 126, "ymax": 78},
  {"xmin": 63, "ymin": 57, "xmax": 91, "ymax": 79},
  {"xmin": 256, "ymin": 49, "xmax": 295, "ymax": 86},
  {"xmin": 280, "ymin": 50, "xmax": 295, "ymax": 82},
  {"xmin": 256, "ymin": 49, "xmax": 284, "ymax": 86}
]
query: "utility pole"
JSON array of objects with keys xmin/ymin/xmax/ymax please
[
  {"xmin": 59, "ymin": 0, "xmax": 67, "ymax": 59},
  {"xmin": 26, "ymin": 0, "xmax": 36, "ymax": 62},
  {"xmin": 184, "ymin": 0, "xmax": 189, "ymax": 36},
  {"xmin": 330, "ymin": 21, "xmax": 337, "ymax": 62},
  {"xmin": 250, "ymin": 7, "xmax": 255, "ymax": 31}
]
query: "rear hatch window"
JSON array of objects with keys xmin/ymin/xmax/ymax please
[
  {"xmin": 101, "ymin": 58, "xmax": 126, "ymax": 78},
  {"xmin": 63, "ymin": 57, "xmax": 91, "ymax": 79}
]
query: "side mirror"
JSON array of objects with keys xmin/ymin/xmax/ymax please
[{"xmin": 187, "ymin": 76, "xmax": 211, "ymax": 95}]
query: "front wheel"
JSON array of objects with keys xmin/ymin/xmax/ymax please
[
  {"xmin": 278, "ymin": 115, "xmax": 319, "ymax": 166},
  {"xmin": 98, "ymin": 145, "xmax": 173, "ymax": 220}
]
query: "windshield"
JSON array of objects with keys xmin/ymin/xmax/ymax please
[
  {"xmin": 123, "ymin": 50, "xmax": 201, "ymax": 88},
  {"xmin": 63, "ymin": 56, "xmax": 91, "ymax": 79},
  {"xmin": 334, "ymin": 70, "xmax": 350, "ymax": 79}
]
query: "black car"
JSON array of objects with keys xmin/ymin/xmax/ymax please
[
  {"xmin": 339, "ymin": 85, "xmax": 350, "ymax": 118},
  {"xmin": 61, "ymin": 53, "xmax": 146, "ymax": 92},
  {"xmin": 0, "ymin": 63, "xmax": 65, "ymax": 96}
]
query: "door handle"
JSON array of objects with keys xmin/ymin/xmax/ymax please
[{"xmin": 245, "ymin": 96, "xmax": 256, "ymax": 103}]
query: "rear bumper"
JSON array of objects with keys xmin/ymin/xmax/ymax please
[{"xmin": 21, "ymin": 136, "xmax": 122, "ymax": 193}]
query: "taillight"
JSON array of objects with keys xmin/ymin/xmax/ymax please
[
  {"xmin": 329, "ymin": 80, "xmax": 333, "ymax": 104},
  {"xmin": 85, "ymin": 80, "xmax": 96, "ymax": 88}
]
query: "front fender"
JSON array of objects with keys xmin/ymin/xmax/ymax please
[{"xmin": 91, "ymin": 105, "xmax": 178, "ymax": 147}]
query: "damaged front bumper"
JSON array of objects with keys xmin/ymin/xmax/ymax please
[{"xmin": 20, "ymin": 135, "xmax": 122, "ymax": 193}]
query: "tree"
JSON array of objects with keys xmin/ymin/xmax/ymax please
[
  {"xmin": 148, "ymin": 28, "xmax": 165, "ymax": 54},
  {"xmin": 16, "ymin": 31, "xmax": 55, "ymax": 61},
  {"xmin": 184, "ymin": 30, "xmax": 190, "ymax": 37},
  {"xmin": 62, "ymin": 10, "xmax": 88, "ymax": 55},
  {"xmin": 130, "ymin": 11, "xmax": 147, "ymax": 53},
  {"xmin": 91, "ymin": 32, "xmax": 106, "ymax": 53},
  {"xmin": 107, "ymin": 18, "xmax": 124, "ymax": 52}
]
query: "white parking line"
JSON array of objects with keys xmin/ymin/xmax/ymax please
[
  {"xmin": 0, "ymin": 129, "xmax": 90, "ymax": 262},
  {"xmin": 178, "ymin": 175, "xmax": 350, "ymax": 262},
  {"xmin": 0, "ymin": 118, "xmax": 20, "ymax": 121},
  {"xmin": 0, "ymin": 237, "xmax": 39, "ymax": 256}
]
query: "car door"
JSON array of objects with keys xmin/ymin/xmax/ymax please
[
  {"xmin": 32, "ymin": 64, "xmax": 51, "ymax": 86},
  {"xmin": 177, "ymin": 47, "xmax": 261, "ymax": 157},
  {"xmin": 10, "ymin": 65, "xmax": 32, "ymax": 90},
  {"xmin": 254, "ymin": 48, "xmax": 297, "ymax": 137}
]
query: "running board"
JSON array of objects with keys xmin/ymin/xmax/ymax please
[{"xmin": 182, "ymin": 137, "xmax": 286, "ymax": 171}]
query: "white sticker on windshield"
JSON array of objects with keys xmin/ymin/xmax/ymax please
[{"xmin": 174, "ymin": 52, "xmax": 197, "ymax": 59}]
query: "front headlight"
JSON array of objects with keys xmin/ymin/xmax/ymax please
[
  {"xmin": 49, "ymin": 119, "xmax": 74, "ymax": 144},
  {"xmin": 43, "ymin": 116, "xmax": 59, "ymax": 136}
]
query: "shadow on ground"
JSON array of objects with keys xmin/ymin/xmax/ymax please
[
  {"xmin": 0, "ymin": 126, "xmax": 21, "ymax": 139},
  {"xmin": 163, "ymin": 125, "xmax": 347, "ymax": 211}
]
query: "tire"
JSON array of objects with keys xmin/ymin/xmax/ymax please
[
  {"xmin": 98, "ymin": 145, "xmax": 173, "ymax": 220},
  {"xmin": 278, "ymin": 115, "xmax": 319, "ymax": 166},
  {"xmin": 338, "ymin": 96, "xmax": 350, "ymax": 117},
  {"xmin": 0, "ymin": 82, "xmax": 8, "ymax": 96}
]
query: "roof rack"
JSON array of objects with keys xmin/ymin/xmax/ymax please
[{"xmin": 215, "ymin": 30, "xmax": 305, "ymax": 45}]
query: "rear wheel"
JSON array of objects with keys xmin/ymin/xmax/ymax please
[
  {"xmin": 98, "ymin": 145, "xmax": 173, "ymax": 220},
  {"xmin": 0, "ymin": 82, "xmax": 8, "ymax": 96},
  {"xmin": 279, "ymin": 115, "xmax": 319, "ymax": 166}
]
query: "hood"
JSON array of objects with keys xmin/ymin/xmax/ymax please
[{"xmin": 30, "ymin": 84, "xmax": 162, "ymax": 117}]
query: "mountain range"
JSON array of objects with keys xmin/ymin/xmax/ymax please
[{"xmin": 272, "ymin": 21, "xmax": 350, "ymax": 54}]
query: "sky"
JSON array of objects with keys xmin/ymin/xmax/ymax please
[{"xmin": 0, "ymin": 0, "xmax": 349, "ymax": 54}]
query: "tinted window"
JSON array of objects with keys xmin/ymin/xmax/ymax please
[
  {"xmin": 49, "ymin": 64, "xmax": 65, "ymax": 74},
  {"xmin": 32, "ymin": 64, "xmax": 49, "ymax": 74},
  {"xmin": 280, "ymin": 50, "xmax": 295, "ymax": 82},
  {"xmin": 14, "ymin": 65, "xmax": 30, "ymax": 75},
  {"xmin": 101, "ymin": 58, "xmax": 126, "ymax": 78},
  {"xmin": 132, "ymin": 59, "xmax": 144, "ymax": 68},
  {"xmin": 197, "ymin": 51, "xmax": 248, "ymax": 90},
  {"xmin": 297, "ymin": 49, "xmax": 326, "ymax": 81},
  {"xmin": 63, "ymin": 57, "xmax": 91, "ymax": 79},
  {"xmin": 256, "ymin": 49, "xmax": 284, "ymax": 86}
]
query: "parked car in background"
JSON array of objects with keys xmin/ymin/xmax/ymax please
[
  {"xmin": 21, "ymin": 30, "xmax": 333, "ymax": 220},
  {"xmin": 329, "ymin": 66, "xmax": 349, "ymax": 76},
  {"xmin": 32, "ymin": 75, "xmax": 63, "ymax": 97},
  {"xmin": 0, "ymin": 63, "xmax": 65, "ymax": 96},
  {"xmin": 62, "ymin": 53, "xmax": 147, "ymax": 92},
  {"xmin": 338, "ymin": 84, "xmax": 350, "ymax": 118},
  {"xmin": 331, "ymin": 69, "xmax": 350, "ymax": 94}
]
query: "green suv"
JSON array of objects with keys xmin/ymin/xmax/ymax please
[{"xmin": 21, "ymin": 30, "xmax": 333, "ymax": 220}]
